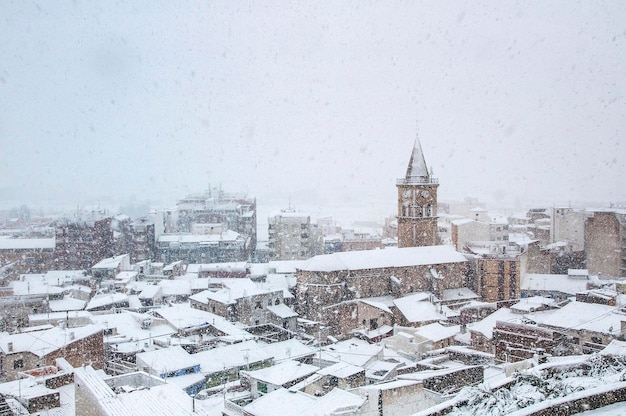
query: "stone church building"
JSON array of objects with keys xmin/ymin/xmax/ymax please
[{"xmin": 295, "ymin": 140, "xmax": 472, "ymax": 336}]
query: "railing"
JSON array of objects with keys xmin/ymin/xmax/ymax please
[{"xmin": 396, "ymin": 177, "xmax": 439, "ymax": 185}]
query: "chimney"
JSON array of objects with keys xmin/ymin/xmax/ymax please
[
  {"xmin": 7, "ymin": 342, "xmax": 13, "ymax": 352},
  {"xmin": 69, "ymin": 332, "xmax": 75, "ymax": 341}
]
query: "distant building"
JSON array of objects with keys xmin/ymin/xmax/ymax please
[
  {"xmin": 54, "ymin": 218, "xmax": 114, "ymax": 270},
  {"xmin": 176, "ymin": 188, "xmax": 257, "ymax": 253},
  {"xmin": 451, "ymin": 219, "xmax": 490, "ymax": 252},
  {"xmin": 91, "ymin": 254, "xmax": 132, "ymax": 281},
  {"xmin": 397, "ymin": 140, "xmax": 439, "ymax": 248},
  {"xmin": 488, "ymin": 216, "xmax": 510, "ymax": 242},
  {"xmin": 267, "ymin": 209, "xmax": 323, "ymax": 260},
  {"xmin": 111, "ymin": 215, "xmax": 157, "ymax": 263},
  {"xmin": 585, "ymin": 209, "xmax": 626, "ymax": 278},
  {"xmin": 447, "ymin": 197, "xmax": 488, "ymax": 219},
  {"xmin": 551, "ymin": 207, "xmax": 586, "ymax": 252},
  {"xmin": 0, "ymin": 237, "xmax": 55, "ymax": 275},
  {"xmin": 156, "ymin": 230, "xmax": 252, "ymax": 264},
  {"xmin": 341, "ymin": 224, "xmax": 383, "ymax": 252}
]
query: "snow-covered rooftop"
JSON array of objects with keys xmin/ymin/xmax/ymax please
[
  {"xmin": 153, "ymin": 304, "xmax": 250, "ymax": 337},
  {"xmin": 86, "ymin": 293, "xmax": 128, "ymax": 310},
  {"xmin": 442, "ymin": 287, "xmax": 480, "ymax": 303},
  {"xmin": 241, "ymin": 387, "xmax": 365, "ymax": 416},
  {"xmin": 521, "ymin": 273, "xmax": 591, "ymax": 295},
  {"xmin": 393, "ymin": 292, "xmax": 445, "ymax": 324},
  {"xmin": 321, "ymin": 338, "xmax": 383, "ymax": 367},
  {"xmin": 92, "ymin": 254, "xmax": 129, "ymax": 270},
  {"xmin": 136, "ymin": 346, "xmax": 199, "ymax": 375},
  {"xmin": 0, "ymin": 324, "xmax": 102, "ymax": 356},
  {"xmin": 243, "ymin": 360, "xmax": 319, "ymax": 385},
  {"xmin": 530, "ymin": 300, "xmax": 623, "ymax": 335},
  {"xmin": 511, "ymin": 296, "xmax": 557, "ymax": 312},
  {"xmin": 73, "ymin": 365, "xmax": 213, "ymax": 415},
  {"xmin": 49, "ymin": 297, "xmax": 87, "ymax": 312},
  {"xmin": 258, "ymin": 339, "xmax": 316, "ymax": 362},
  {"xmin": 0, "ymin": 236, "xmax": 55, "ymax": 250},
  {"xmin": 157, "ymin": 230, "xmax": 240, "ymax": 244},
  {"xmin": 195, "ymin": 340, "xmax": 273, "ymax": 374},
  {"xmin": 267, "ymin": 303, "xmax": 298, "ymax": 318},
  {"xmin": 317, "ymin": 361, "xmax": 364, "ymax": 378},
  {"xmin": 298, "ymin": 245, "xmax": 467, "ymax": 272},
  {"xmin": 414, "ymin": 323, "xmax": 460, "ymax": 342},
  {"xmin": 468, "ymin": 307, "xmax": 519, "ymax": 339}
]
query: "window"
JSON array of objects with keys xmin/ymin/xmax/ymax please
[
  {"xmin": 13, "ymin": 359, "xmax": 24, "ymax": 370},
  {"xmin": 255, "ymin": 301, "xmax": 262, "ymax": 309},
  {"xmin": 275, "ymin": 299, "xmax": 280, "ymax": 305},
  {"xmin": 257, "ymin": 381, "xmax": 268, "ymax": 394}
]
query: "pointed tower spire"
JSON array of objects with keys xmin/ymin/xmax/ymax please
[
  {"xmin": 405, "ymin": 138, "xmax": 430, "ymax": 183},
  {"xmin": 397, "ymin": 135, "xmax": 439, "ymax": 247}
]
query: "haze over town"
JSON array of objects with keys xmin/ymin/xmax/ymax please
[
  {"xmin": 1, "ymin": 3, "xmax": 626, "ymax": 415},
  {"xmin": 1, "ymin": 1, "xmax": 625, "ymax": 223}
]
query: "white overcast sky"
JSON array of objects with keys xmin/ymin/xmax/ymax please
[{"xmin": 1, "ymin": 1, "xmax": 625, "ymax": 220}]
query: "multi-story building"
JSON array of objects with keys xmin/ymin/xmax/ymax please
[
  {"xmin": 397, "ymin": 140, "xmax": 439, "ymax": 247},
  {"xmin": 176, "ymin": 188, "xmax": 257, "ymax": 252},
  {"xmin": 585, "ymin": 209, "xmax": 626, "ymax": 278},
  {"xmin": 156, "ymin": 230, "xmax": 251, "ymax": 264},
  {"xmin": 451, "ymin": 219, "xmax": 490, "ymax": 252},
  {"xmin": 474, "ymin": 247, "xmax": 521, "ymax": 303},
  {"xmin": 0, "ymin": 237, "xmax": 55, "ymax": 275},
  {"xmin": 130, "ymin": 216, "xmax": 156, "ymax": 262},
  {"xmin": 267, "ymin": 209, "xmax": 323, "ymax": 260},
  {"xmin": 488, "ymin": 217, "xmax": 510, "ymax": 242},
  {"xmin": 53, "ymin": 218, "xmax": 114, "ymax": 270},
  {"xmin": 551, "ymin": 207, "xmax": 586, "ymax": 252}
]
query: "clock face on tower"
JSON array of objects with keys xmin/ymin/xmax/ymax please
[{"xmin": 422, "ymin": 190, "xmax": 430, "ymax": 198}]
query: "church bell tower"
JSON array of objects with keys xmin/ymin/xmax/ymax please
[{"xmin": 397, "ymin": 139, "xmax": 439, "ymax": 247}]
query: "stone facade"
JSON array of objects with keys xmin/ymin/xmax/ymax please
[
  {"xmin": 585, "ymin": 210, "xmax": 626, "ymax": 278},
  {"xmin": 295, "ymin": 246, "xmax": 469, "ymax": 334},
  {"xmin": 397, "ymin": 141, "xmax": 439, "ymax": 248},
  {"xmin": 493, "ymin": 321, "xmax": 560, "ymax": 363},
  {"xmin": 176, "ymin": 189, "xmax": 257, "ymax": 252},
  {"xmin": 267, "ymin": 209, "xmax": 323, "ymax": 260},
  {"xmin": 54, "ymin": 218, "xmax": 114, "ymax": 270},
  {"xmin": 322, "ymin": 300, "xmax": 395, "ymax": 338},
  {"xmin": 0, "ymin": 238, "xmax": 55, "ymax": 275},
  {"xmin": 476, "ymin": 256, "xmax": 520, "ymax": 303},
  {"xmin": 1, "ymin": 329, "xmax": 104, "ymax": 381},
  {"xmin": 190, "ymin": 288, "xmax": 295, "ymax": 330}
]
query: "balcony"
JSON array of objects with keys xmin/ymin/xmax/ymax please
[{"xmin": 396, "ymin": 177, "xmax": 439, "ymax": 185}]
